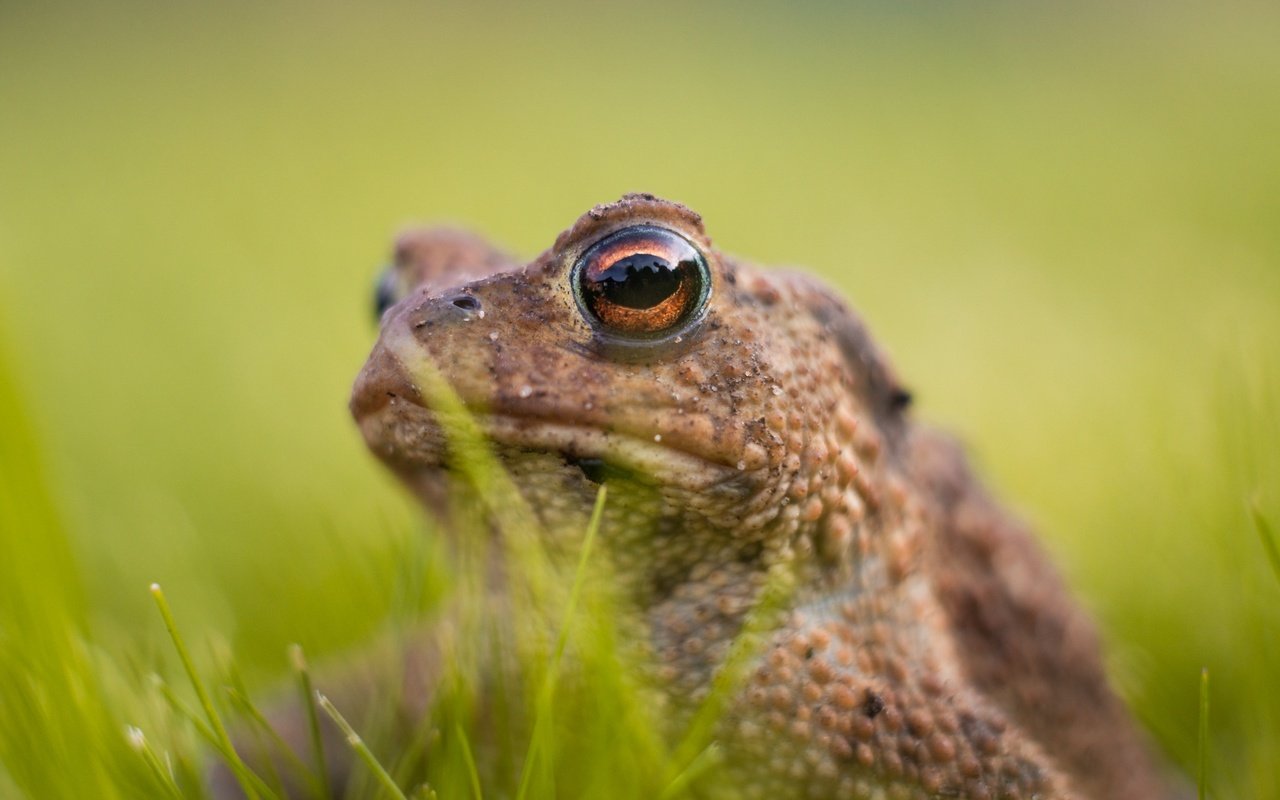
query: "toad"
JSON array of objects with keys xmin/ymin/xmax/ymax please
[{"xmin": 229, "ymin": 194, "xmax": 1177, "ymax": 799}]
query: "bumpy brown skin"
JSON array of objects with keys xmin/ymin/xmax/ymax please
[{"xmin": 348, "ymin": 194, "xmax": 1172, "ymax": 799}]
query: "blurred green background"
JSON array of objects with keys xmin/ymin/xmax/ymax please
[{"xmin": 1, "ymin": 1, "xmax": 1277, "ymax": 797}]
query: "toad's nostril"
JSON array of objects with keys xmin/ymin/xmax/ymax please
[{"xmin": 450, "ymin": 294, "xmax": 481, "ymax": 312}]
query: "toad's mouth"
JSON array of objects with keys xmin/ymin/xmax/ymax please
[
  {"xmin": 352, "ymin": 322, "xmax": 755, "ymax": 496},
  {"xmin": 356, "ymin": 398, "xmax": 744, "ymax": 494}
]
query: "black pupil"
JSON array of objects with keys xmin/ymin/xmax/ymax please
[{"xmin": 596, "ymin": 254, "xmax": 686, "ymax": 309}]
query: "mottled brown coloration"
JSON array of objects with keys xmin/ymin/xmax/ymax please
[
  {"xmin": 356, "ymin": 194, "xmax": 1179, "ymax": 799},
  {"xmin": 222, "ymin": 194, "xmax": 1179, "ymax": 799}
]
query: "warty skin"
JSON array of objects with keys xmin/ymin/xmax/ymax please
[{"xmin": 218, "ymin": 193, "xmax": 1178, "ymax": 799}]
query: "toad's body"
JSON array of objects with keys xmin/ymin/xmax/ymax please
[{"xmin": 244, "ymin": 195, "xmax": 1174, "ymax": 798}]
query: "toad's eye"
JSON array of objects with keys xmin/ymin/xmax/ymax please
[
  {"xmin": 373, "ymin": 266, "xmax": 402, "ymax": 321},
  {"xmin": 572, "ymin": 226, "xmax": 711, "ymax": 339}
]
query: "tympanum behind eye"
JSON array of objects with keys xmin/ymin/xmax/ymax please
[{"xmin": 572, "ymin": 226, "xmax": 710, "ymax": 340}]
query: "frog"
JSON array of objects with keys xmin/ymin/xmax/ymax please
[{"xmin": 216, "ymin": 194, "xmax": 1177, "ymax": 799}]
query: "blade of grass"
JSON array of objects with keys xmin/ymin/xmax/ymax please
[
  {"xmin": 154, "ymin": 673, "xmax": 281, "ymax": 800},
  {"xmin": 154, "ymin": 676, "xmax": 218, "ymax": 749},
  {"xmin": 317, "ymin": 693, "xmax": 409, "ymax": 800},
  {"xmin": 291, "ymin": 644, "xmax": 332, "ymax": 800},
  {"xmin": 454, "ymin": 722, "xmax": 483, "ymax": 800},
  {"xmin": 666, "ymin": 560, "xmax": 795, "ymax": 786},
  {"xmin": 1249, "ymin": 497, "xmax": 1280, "ymax": 587},
  {"xmin": 125, "ymin": 726, "xmax": 185, "ymax": 800},
  {"xmin": 1198, "ymin": 667, "xmax": 1210, "ymax": 800},
  {"xmin": 658, "ymin": 742, "xmax": 721, "ymax": 800},
  {"xmin": 384, "ymin": 332, "xmax": 539, "ymax": 536},
  {"xmin": 150, "ymin": 583, "xmax": 273, "ymax": 800},
  {"xmin": 0, "ymin": 343, "xmax": 157, "ymax": 798},
  {"xmin": 153, "ymin": 665, "xmax": 284, "ymax": 798},
  {"xmin": 223, "ymin": 686, "xmax": 316, "ymax": 793},
  {"xmin": 391, "ymin": 331, "xmax": 610, "ymax": 798},
  {"xmin": 514, "ymin": 485, "xmax": 608, "ymax": 800},
  {"xmin": 390, "ymin": 698, "xmax": 445, "ymax": 792},
  {"xmin": 554, "ymin": 485, "xmax": 607, "ymax": 670},
  {"xmin": 384, "ymin": 334, "xmax": 567, "ymax": 613},
  {"xmin": 215, "ymin": 644, "xmax": 296, "ymax": 796}
]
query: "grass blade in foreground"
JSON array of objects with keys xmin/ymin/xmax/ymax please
[
  {"xmin": 1250, "ymin": 499, "xmax": 1280, "ymax": 587},
  {"xmin": 0, "ymin": 341, "xmax": 161, "ymax": 799},
  {"xmin": 125, "ymin": 726, "xmax": 185, "ymax": 800},
  {"xmin": 454, "ymin": 723, "xmax": 483, "ymax": 800},
  {"xmin": 1198, "ymin": 667, "xmax": 1210, "ymax": 800},
  {"xmin": 386, "ymin": 340, "xmax": 680, "ymax": 797},
  {"xmin": 318, "ymin": 694, "xmax": 409, "ymax": 800},
  {"xmin": 290, "ymin": 644, "xmax": 332, "ymax": 800},
  {"xmin": 514, "ymin": 485, "xmax": 607, "ymax": 800},
  {"xmin": 150, "ymin": 583, "xmax": 276, "ymax": 800}
]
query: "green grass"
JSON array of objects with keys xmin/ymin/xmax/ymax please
[
  {"xmin": 1199, "ymin": 667, "xmax": 1210, "ymax": 800},
  {"xmin": 1, "ymin": 0, "xmax": 1278, "ymax": 797}
]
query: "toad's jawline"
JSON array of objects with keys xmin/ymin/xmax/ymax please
[{"xmin": 359, "ymin": 400, "xmax": 747, "ymax": 493}]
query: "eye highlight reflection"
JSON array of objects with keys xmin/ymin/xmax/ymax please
[{"xmin": 572, "ymin": 226, "xmax": 710, "ymax": 340}]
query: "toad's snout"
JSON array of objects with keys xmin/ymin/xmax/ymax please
[
  {"xmin": 350, "ymin": 290, "xmax": 488, "ymax": 422},
  {"xmin": 349, "ymin": 332, "xmax": 420, "ymax": 421}
]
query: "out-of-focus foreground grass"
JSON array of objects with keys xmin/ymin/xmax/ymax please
[{"xmin": 0, "ymin": 1, "xmax": 1277, "ymax": 797}]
